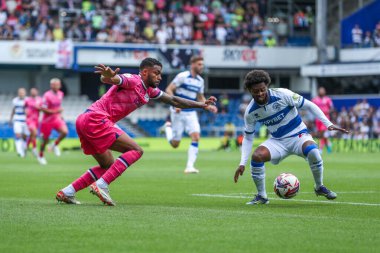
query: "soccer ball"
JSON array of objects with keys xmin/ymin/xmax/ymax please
[{"xmin": 273, "ymin": 173, "xmax": 300, "ymax": 199}]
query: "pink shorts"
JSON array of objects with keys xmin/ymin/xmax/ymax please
[
  {"xmin": 315, "ymin": 120, "xmax": 327, "ymax": 132},
  {"xmin": 40, "ymin": 117, "xmax": 67, "ymax": 139},
  {"xmin": 76, "ymin": 110, "xmax": 124, "ymax": 155},
  {"xmin": 26, "ymin": 119, "xmax": 39, "ymax": 132}
]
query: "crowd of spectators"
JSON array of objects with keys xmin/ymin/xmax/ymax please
[
  {"xmin": 351, "ymin": 22, "xmax": 380, "ymax": 48},
  {"xmin": 0, "ymin": 0, "xmax": 287, "ymax": 47},
  {"xmin": 301, "ymin": 99, "xmax": 380, "ymax": 141}
]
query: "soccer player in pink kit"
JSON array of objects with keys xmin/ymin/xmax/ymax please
[
  {"xmin": 24, "ymin": 88, "xmax": 42, "ymax": 157},
  {"xmin": 38, "ymin": 78, "xmax": 68, "ymax": 165},
  {"xmin": 312, "ymin": 87, "xmax": 334, "ymax": 153},
  {"xmin": 56, "ymin": 58, "xmax": 216, "ymax": 206}
]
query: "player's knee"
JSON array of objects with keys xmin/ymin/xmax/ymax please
[
  {"xmin": 170, "ymin": 140, "xmax": 180, "ymax": 148},
  {"xmin": 136, "ymin": 147, "xmax": 144, "ymax": 156},
  {"xmin": 100, "ymin": 159, "xmax": 114, "ymax": 169},
  {"xmin": 252, "ymin": 152, "xmax": 267, "ymax": 163}
]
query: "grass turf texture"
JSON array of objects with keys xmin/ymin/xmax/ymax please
[{"xmin": 0, "ymin": 138, "xmax": 379, "ymax": 253}]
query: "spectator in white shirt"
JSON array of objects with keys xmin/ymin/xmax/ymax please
[{"xmin": 351, "ymin": 24, "xmax": 363, "ymax": 47}]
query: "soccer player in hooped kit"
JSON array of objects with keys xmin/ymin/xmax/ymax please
[
  {"xmin": 312, "ymin": 87, "xmax": 334, "ymax": 153},
  {"xmin": 10, "ymin": 88, "xmax": 28, "ymax": 157},
  {"xmin": 38, "ymin": 78, "xmax": 68, "ymax": 165},
  {"xmin": 56, "ymin": 58, "xmax": 217, "ymax": 206},
  {"xmin": 24, "ymin": 88, "xmax": 42, "ymax": 157},
  {"xmin": 164, "ymin": 56, "xmax": 218, "ymax": 174},
  {"xmin": 234, "ymin": 70, "xmax": 349, "ymax": 205}
]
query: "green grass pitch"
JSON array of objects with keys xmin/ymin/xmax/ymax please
[{"xmin": 0, "ymin": 138, "xmax": 379, "ymax": 253}]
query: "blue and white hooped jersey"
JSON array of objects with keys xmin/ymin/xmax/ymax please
[
  {"xmin": 244, "ymin": 88, "xmax": 306, "ymax": 139},
  {"xmin": 12, "ymin": 97, "xmax": 26, "ymax": 122},
  {"xmin": 172, "ymin": 70, "xmax": 204, "ymax": 112}
]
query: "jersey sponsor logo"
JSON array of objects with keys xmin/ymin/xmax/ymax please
[{"xmin": 262, "ymin": 112, "xmax": 286, "ymax": 126}]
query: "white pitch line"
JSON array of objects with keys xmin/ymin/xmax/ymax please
[
  {"xmin": 233, "ymin": 191, "xmax": 378, "ymax": 195},
  {"xmin": 191, "ymin": 194, "xmax": 380, "ymax": 207}
]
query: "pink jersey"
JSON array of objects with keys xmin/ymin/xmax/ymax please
[
  {"xmin": 25, "ymin": 96, "xmax": 42, "ymax": 123},
  {"xmin": 41, "ymin": 90, "xmax": 64, "ymax": 123},
  {"xmin": 312, "ymin": 96, "xmax": 333, "ymax": 118},
  {"xmin": 89, "ymin": 73, "xmax": 163, "ymax": 123}
]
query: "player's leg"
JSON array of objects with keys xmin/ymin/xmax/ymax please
[
  {"xmin": 57, "ymin": 151, "xmax": 113, "ymax": 205},
  {"xmin": 184, "ymin": 112, "xmax": 201, "ymax": 173},
  {"xmin": 246, "ymin": 145, "xmax": 272, "ymax": 205},
  {"xmin": 165, "ymin": 111, "xmax": 183, "ymax": 148},
  {"xmin": 38, "ymin": 122, "xmax": 52, "ymax": 165},
  {"xmin": 90, "ymin": 133, "xmax": 144, "ymax": 206},
  {"xmin": 185, "ymin": 131, "xmax": 200, "ymax": 173},
  {"xmin": 13, "ymin": 122, "xmax": 25, "ymax": 157},
  {"xmin": 50, "ymin": 121, "xmax": 68, "ymax": 157},
  {"xmin": 301, "ymin": 139, "xmax": 337, "ymax": 200},
  {"xmin": 28, "ymin": 125, "xmax": 38, "ymax": 157}
]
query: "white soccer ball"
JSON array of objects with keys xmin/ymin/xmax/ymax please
[{"xmin": 273, "ymin": 173, "xmax": 300, "ymax": 199}]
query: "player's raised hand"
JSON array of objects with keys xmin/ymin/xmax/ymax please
[
  {"xmin": 234, "ymin": 165, "xmax": 245, "ymax": 183},
  {"xmin": 328, "ymin": 124, "xmax": 350, "ymax": 134},
  {"xmin": 94, "ymin": 64, "xmax": 120, "ymax": 78}
]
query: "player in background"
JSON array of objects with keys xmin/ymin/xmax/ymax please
[
  {"xmin": 24, "ymin": 88, "xmax": 42, "ymax": 157},
  {"xmin": 312, "ymin": 87, "xmax": 334, "ymax": 153},
  {"xmin": 164, "ymin": 56, "xmax": 218, "ymax": 174},
  {"xmin": 38, "ymin": 78, "xmax": 68, "ymax": 165},
  {"xmin": 234, "ymin": 70, "xmax": 349, "ymax": 205},
  {"xmin": 10, "ymin": 88, "xmax": 28, "ymax": 157},
  {"xmin": 56, "ymin": 58, "xmax": 217, "ymax": 206}
]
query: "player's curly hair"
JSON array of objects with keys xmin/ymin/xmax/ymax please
[
  {"xmin": 244, "ymin": 70, "xmax": 271, "ymax": 89},
  {"xmin": 140, "ymin": 58, "xmax": 162, "ymax": 70}
]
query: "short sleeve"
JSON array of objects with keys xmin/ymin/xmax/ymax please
[
  {"xmin": 118, "ymin": 73, "xmax": 134, "ymax": 88},
  {"xmin": 280, "ymin": 88, "xmax": 305, "ymax": 108},
  {"xmin": 171, "ymin": 73, "xmax": 185, "ymax": 87},
  {"xmin": 148, "ymin": 88, "xmax": 163, "ymax": 100}
]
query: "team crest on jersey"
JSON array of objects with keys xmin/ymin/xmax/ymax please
[{"xmin": 272, "ymin": 102, "xmax": 281, "ymax": 111}]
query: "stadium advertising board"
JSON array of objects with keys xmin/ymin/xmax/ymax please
[
  {"xmin": 201, "ymin": 46, "xmax": 332, "ymax": 68},
  {"xmin": 0, "ymin": 41, "xmax": 57, "ymax": 64},
  {"xmin": 75, "ymin": 45, "xmax": 158, "ymax": 67}
]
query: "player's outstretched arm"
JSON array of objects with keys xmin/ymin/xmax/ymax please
[
  {"xmin": 94, "ymin": 64, "xmax": 121, "ymax": 85},
  {"xmin": 234, "ymin": 132, "xmax": 254, "ymax": 183},
  {"xmin": 303, "ymin": 99, "xmax": 349, "ymax": 134},
  {"xmin": 159, "ymin": 92, "xmax": 217, "ymax": 110}
]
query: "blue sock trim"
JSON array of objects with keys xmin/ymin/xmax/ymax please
[
  {"xmin": 191, "ymin": 142, "xmax": 198, "ymax": 148},
  {"xmin": 303, "ymin": 144, "xmax": 318, "ymax": 156},
  {"xmin": 251, "ymin": 161, "xmax": 264, "ymax": 167}
]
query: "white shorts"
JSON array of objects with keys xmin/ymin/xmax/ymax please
[
  {"xmin": 260, "ymin": 132, "xmax": 315, "ymax": 165},
  {"xmin": 13, "ymin": 121, "xmax": 29, "ymax": 136},
  {"xmin": 170, "ymin": 110, "xmax": 200, "ymax": 141}
]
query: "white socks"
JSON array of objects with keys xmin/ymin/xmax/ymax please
[
  {"xmin": 96, "ymin": 178, "xmax": 109, "ymax": 189},
  {"xmin": 251, "ymin": 161, "xmax": 267, "ymax": 198},
  {"xmin": 15, "ymin": 138, "xmax": 25, "ymax": 157},
  {"xmin": 307, "ymin": 148, "xmax": 324, "ymax": 188},
  {"xmin": 165, "ymin": 124, "xmax": 173, "ymax": 143},
  {"xmin": 186, "ymin": 142, "xmax": 198, "ymax": 169},
  {"xmin": 62, "ymin": 184, "xmax": 75, "ymax": 196}
]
